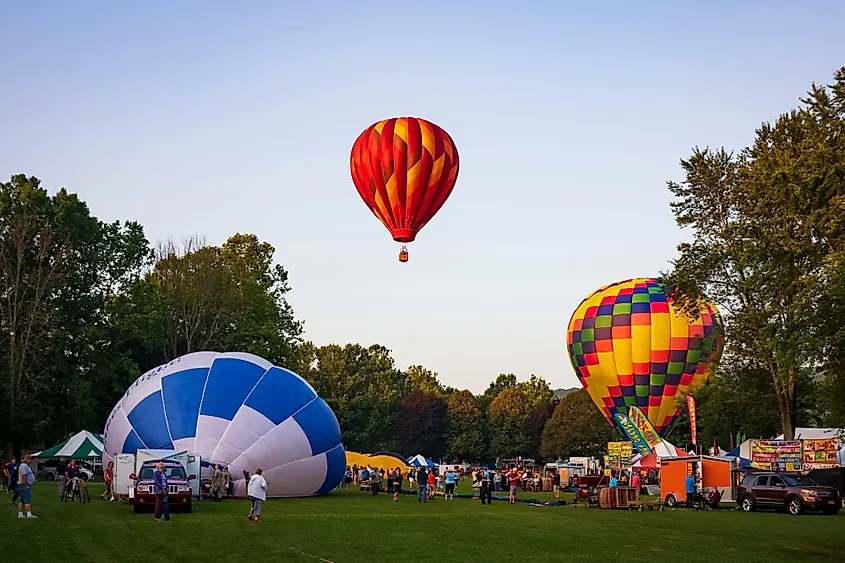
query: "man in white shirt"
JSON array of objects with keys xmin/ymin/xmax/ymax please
[
  {"xmin": 247, "ymin": 468, "xmax": 267, "ymax": 522},
  {"xmin": 17, "ymin": 455, "xmax": 37, "ymax": 519}
]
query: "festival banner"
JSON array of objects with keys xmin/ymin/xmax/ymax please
[
  {"xmin": 613, "ymin": 413, "xmax": 652, "ymax": 456},
  {"xmin": 628, "ymin": 406, "xmax": 661, "ymax": 449},
  {"xmin": 686, "ymin": 395, "xmax": 697, "ymax": 446},
  {"xmin": 750, "ymin": 440, "xmax": 802, "ymax": 471},
  {"xmin": 606, "ymin": 441, "xmax": 633, "ymax": 470},
  {"xmin": 801, "ymin": 438, "xmax": 840, "ymax": 470}
]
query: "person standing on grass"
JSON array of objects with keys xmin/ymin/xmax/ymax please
[
  {"xmin": 153, "ymin": 462, "xmax": 170, "ymax": 522},
  {"xmin": 685, "ymin": 470, "xmax": 696, "ymax": 508},
  {"xmin": 17, "ymin": 455, "xmax": 37, "ymax": 519},
  {"xmin": 479, "ymin": 469, "xmax": 492, "ymax": 506},
  {"xmin": 56, "ymin": 457, "xmax": 68, "ymax": 501},
  {"xmin": 247, "ymin": 468, "xmax": 267, "ymax": 521},
  {"xmin": 370, "ymin": 466, "xmax": 382, "ymax": 496},
  {"xmin": 631, "ymin": 472, "xmax": 642, "ymax": 500},
  {"xmin": 444, "ymin": 468, "xmax": 456, "ymax": 500},
  {"xmin": 552, "ymin": 471, "xmax": 561, "ymax": 500},
  {"xmin": 416, "ymin": 467, "xmax": 428, "ymax": 503},
  {"xmin": 210, "ymin": 464, "xmax": 225, "ymax": 501},
  {"xmin": 223, "ymin": 466, "xmax": 232, "ymax": 498},
  {"xmin": 392, "ymin": 468, "xmax": 402, "ymax": 502},
  {"xmin": 507, "ymin": 468, "xmax": 519, "ymax": 504},
  {"xmin": 6, "ymin": 457, "xmax": 17, "ymax": 495},
  {"xmin": 427, "ymin": 469, "xmax": 436, "ymax": 499},
  {"xmin": 102, "ymin": 461, "xmax": 115, "ymax": 501}
]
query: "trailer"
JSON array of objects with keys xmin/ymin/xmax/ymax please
[{"xmin": 660, "ymin": 455, "xmax": 738, "ymax": 507}]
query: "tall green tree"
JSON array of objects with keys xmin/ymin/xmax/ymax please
[
  {"xmin": 487, "ymin": 388, "xmax": 532, "ymax": 458},
  {"xmin": 483, "ymin": 373, "xmax": 518, "ymax": 398},
  {"xmin": 517, "ymin": 374, "xmax": 555, "ymax": 407},
  {"xmin": 444, "ymin": 390, "xmax": 485, "ymax": 461},
  {"xmin": 395, "ymin": 390, "xmax": 447, "ymax": 458},
  {"xmin": 122, "ymin": 233, "xmax": 303, "ymax": 369},
  {"xmin": 541, "ymin": 389, "xmax": 615, "ymax": 459},
  {"xmin": 406, "ymin": 365, "xmax": 444, "ymax": 395},
  {"xmin": 0, "ymin": 175, "xmax": 150, "ymax": 454},
  {"xmin": 666, "ymin": 67, "xmax": 845, "ymax": 438},
  {"xmin": 297, "ymin": 342, "xmax": 408, "ymax": 452}
]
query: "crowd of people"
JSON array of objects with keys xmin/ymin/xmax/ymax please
[{"xmin": 343, "ymin": 463, "xmax": 575, "ymax": 505}]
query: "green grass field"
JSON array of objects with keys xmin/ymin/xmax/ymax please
[{"xmin": 2, "ymin": 481, "xmax": 843, "ymax": 562}]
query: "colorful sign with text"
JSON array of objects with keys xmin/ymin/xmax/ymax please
[{"xmin": 750, "ymin": 440, "xmax": 802, "ymax": 472}]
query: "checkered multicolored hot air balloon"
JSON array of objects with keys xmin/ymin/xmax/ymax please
[
  {"xmin": 350, "ymin": 117, "xmax": 459, "ymax": 262},
  {"xmin": 566, "ymin": 278, "xmax": 724, "ymax": 438}
]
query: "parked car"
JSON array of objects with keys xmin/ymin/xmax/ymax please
[
  {"xmin": 36, "ymin": 462, "xmax": 94, "ymax": 482},
  {"xmin": 736, "ymin": 471, "xmax": 841, "ymax": 515},
  {"xmin": 130, "ymin": 460, "xmax": 196, "ymax": 513}
]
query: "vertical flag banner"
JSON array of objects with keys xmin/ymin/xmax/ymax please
[
  {"xmin": 687, "ymin": 395, "xmax": 698, "ymax": 446},
  {"xmin": 628, "ymin": 406, "xmax": 662, "ymax": 449}
]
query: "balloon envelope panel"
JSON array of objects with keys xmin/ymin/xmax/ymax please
[
  {"xmin": 103, "ymin": 352, "xmax": 345, "ymax": 497},
  {"xmin": 566, "ymin": 278, "xmax": 723, "ymax": 437}
]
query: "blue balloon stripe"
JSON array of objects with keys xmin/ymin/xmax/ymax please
[
  {"xmin": 316, "ymin": 443, "xmax": 347, "ymax": 495},
  {"xmin": 293, "ymin": 397, "xmax": 341, "ymax": 457},
  {"xmin": 162, "ymin": 367, "xmax": 209, "ymax": 441},
  {"xmin": 244, "ymin": 367, "xmax": 316, "ymax": 425},
  {"xmin": 127, "ymin": 391, "xmax": 174, "ymax": 450},
  {"xmin": 121, "ymin": 428, "xmax": 147, "ymax": 454},
  {"xmin": 200, "ymin": 358, "xmax": 267, "ymax": 421}
]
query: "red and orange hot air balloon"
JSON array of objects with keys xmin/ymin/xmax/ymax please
[{"xmin": 350, "ymin": 117, "xmax": 460, "ymax": 262}]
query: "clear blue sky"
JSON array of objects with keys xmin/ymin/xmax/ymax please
[{"xmin": 2, "ymin": 1, "xmax": 843, "ymax": 393}]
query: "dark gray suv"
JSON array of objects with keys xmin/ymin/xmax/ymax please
[{"xmin": 737, "ymin": 472, "xmax": 841, "ymax": 515}]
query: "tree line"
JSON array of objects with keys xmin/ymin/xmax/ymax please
[
  {"xmin": 0, "ymin": 178, "xmax": 612, "ymax": 460},
  {"xmin": 4, "ymin": 67, "xmax": 844, "ymax": 459}
]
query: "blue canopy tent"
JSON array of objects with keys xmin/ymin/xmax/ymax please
[
  {"xmin": 407, "ymin": 455, "xmax": 437, "ymax": 468},
  {"xmin": 725, "ymin": 447, "xmax": 751, "ymax": 468}
]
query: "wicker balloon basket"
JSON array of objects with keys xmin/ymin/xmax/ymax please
[{"xmin": 599, "ymin": 487, "xmax": 638, "ymax": 509}]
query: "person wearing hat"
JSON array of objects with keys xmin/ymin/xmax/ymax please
[{"xmin": 17, "ymin": 455, "xmax": 37, "ymax": 519}]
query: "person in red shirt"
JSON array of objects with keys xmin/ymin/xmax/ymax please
[
  {"xmin": 427, "ymin": 470, "xmax": 436, "ymax": 499},
  {"xmin": 102, "ymin": 461, "xmax": 116, "ymax": 501},
  {"xmin": 631, "ymin": 472, "xmax": 642, "ymax": 500},
  {"xmin": 508, "ymin": 469, "xmax": 519, "ymax": 504}
]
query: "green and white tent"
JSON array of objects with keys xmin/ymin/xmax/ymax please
[{"xmin": 33, "ymin": 430, "xmax": 104, "ymax": 460}]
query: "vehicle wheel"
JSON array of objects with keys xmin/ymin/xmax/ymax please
[
  {"xmin": 648, "ymin": 505, "xmax": 654, "ymax": 511},
  {"xmin": 80, "ymin": 474, "xmax": 88, "ymax": 481},
  {"xmin": 133, "ymin": 502, "xmax": 142, "ymax": 514},
  {"xmin": 822, "ymin": 504, "xmax": 841, "ymax": 516},
  {"xmin": 46, "ymin": 472, "xmax": 56, "ymax": 481},
  {"xmin": 740, "ymin": 495, "xmax": 756, "ymax": 513},
  {"xmin": 665, "ymin": 494, "xmax": 677, "ymax": 507},
  {"xmin": 787, "ymin": 497, "xmax": 804, "ymax": 516},
  {"xmin": 638, "ymin": 505, "xmax": 644, "ymax": 512},
  {"xmin": 658, "ymin": 505, "xmax": 664, "ymax": 512},
  {"xmin": 185, "ymin": 503, "xmax": 193, "ymax": 514}
]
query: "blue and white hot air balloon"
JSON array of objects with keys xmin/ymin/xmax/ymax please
[{"xmin": 103, "ymin": 352, "xmax": 345, "ymax": 498}]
